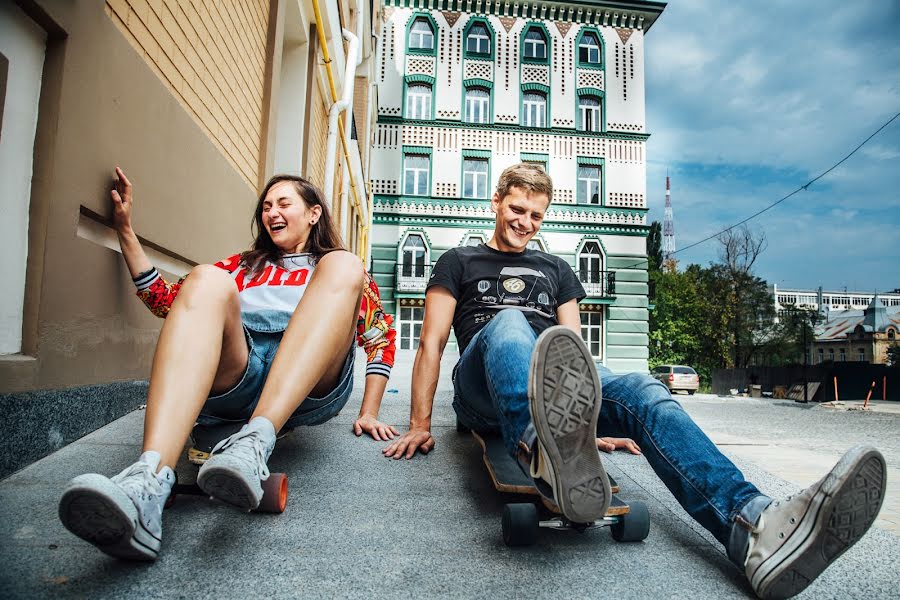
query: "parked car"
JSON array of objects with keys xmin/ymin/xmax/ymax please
[{"xmin": 651, "ymin": 365, "xmax": 700, "ymax": 394}]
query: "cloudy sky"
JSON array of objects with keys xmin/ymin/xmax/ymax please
[{"xmin": 643, "ymin": 0, "xmax": 900, "ymax": 293}]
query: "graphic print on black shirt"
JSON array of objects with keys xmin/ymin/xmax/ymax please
[{"xmin": 427, "ymin": 244, "xmax": 585, "ymax": 352}]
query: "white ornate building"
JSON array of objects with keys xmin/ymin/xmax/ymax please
[{"xmin": 369, "ymin": 0, "xmax": 666, "ymax": 371}]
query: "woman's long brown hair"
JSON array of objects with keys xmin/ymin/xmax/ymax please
[{"xmin": 241, "ymin": 175, "xmax": 344, "ymax": 278}]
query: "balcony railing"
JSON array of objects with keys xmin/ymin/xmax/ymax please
[
  {"xmin": 396, "ymin": 264, "xmax": 432, "ymax": 293},
  {"xmin": 576, "ymin": 270, "xmax": 616, "ymax": 298}
]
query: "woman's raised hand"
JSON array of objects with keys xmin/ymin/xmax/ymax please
[{"xmin": 111, "ymin": 167, "xmax": 134, "ymax": 234}]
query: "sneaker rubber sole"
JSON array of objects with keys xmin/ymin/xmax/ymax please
[
  {"xmin": 197, "ymin": 463, "xmax": 261, "ymax": 510},
  {"xmin": 752, "ymin": 446, "xmax": 886, "ymax": 599},
  {"xmin": 529, "ymin": 326, "xmax": 610, "ymax": 523},
  {"xmin": 58, "ymin": 474, "xmax": 160, "ymax": 561}
]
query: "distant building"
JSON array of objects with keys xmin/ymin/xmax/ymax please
[
  {"xmin": 771, "ymin": 284, "xmax": 900, "ymax": 316},
  {"xmin": 369, "ymin": 0, "xmax": 667, "ymax": 371},
  {"xmin": 810, "ymin": 295, "xmax": 900, "ymax": 365}
]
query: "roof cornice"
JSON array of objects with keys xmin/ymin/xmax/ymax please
[{"xmin": 383, "ymin": 0, "xmax": 667, "ymax": 32}]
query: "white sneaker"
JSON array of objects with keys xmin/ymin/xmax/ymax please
[
  {"xmin": 197, "ymin": 417, "xmax": 276, "ymax": 510},
  {"xmin": 528, "ymin": 326, "xmax": 610, "ymax": 523},
  {"xmin": 58, "ymin": 451, "xmax": 175, "ymax": 561},
  {"xmin": 744, "ymin": 445, "xmax": 886, "ymax": 599}
]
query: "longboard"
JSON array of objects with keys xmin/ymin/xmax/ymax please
[
  {"xmin": 166, "ymin": 473, "xmax": 289, "ymax": 514},
  {"xmin": 472, "ymin": 430, "xmax": 649, "ymax": 546}
]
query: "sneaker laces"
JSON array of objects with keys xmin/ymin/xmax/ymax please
[
  {"xmin": 210, "ymin": 429, "xmax": 271, "ymax": 481},
  {"xmin": 112, "ymin": 461, "xmax": 164, "ymax": 499}
]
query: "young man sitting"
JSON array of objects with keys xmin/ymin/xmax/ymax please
[{"xmin": 384, "ymin": 163, "xmax": 886, "ymax": 600}]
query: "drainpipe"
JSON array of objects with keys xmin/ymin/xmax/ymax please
[
  {"xmin": 324, "ymin": 27, "xmax": 358, "ymax": 210},
  {"xmin": 338, "ymin": 0, "xmax": 366, "ymax": 243}
]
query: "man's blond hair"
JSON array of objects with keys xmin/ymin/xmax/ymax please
[{"xmin": 494, "ymin": 163, "xmax": 553, "ymax": 204}]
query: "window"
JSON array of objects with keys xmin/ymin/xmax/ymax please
[
  {"xmin": 839, "ymin": 348, "xmax": 846, "ymax": 362},
  {"xmin": 523, "ymin": 160, "xmax": 547, "ymax": 171},
  {"xmin": 578, "ymin": 242, "xmax": 603, "ymax": 284},
  {"xmin": 889, "ymin": 328, "xmax": 896, "ymax": 339},
  {"xmin": 462, "ymin": 158, "xmax": 489, "ymax": 199},
  {"xmin": 462, "ymin": 233, "xmax": 485, "ymax": 246},
  {"xmin": 578, "ymin": 32, "xmax": 601, "ymax": 64},
  {"xmin": 403, "ymin": 154, "xmax": 430, "ymax": 196},
  {"xmin": 522, "ymin": 92, "xmax": 546, "ymax": 127},
  {"xmin": 399, "ymin": 306, "xmax": 425, "ymax": 350},
  {"xmin": 577, "ymin": 165, "xmax": 601, "ymax": 204},
  {"xmin": 580, "ymin": 311, "xmax": 602, "ymax": 359},
  {"xmin": 400, "ymin": 234, "xmax": 427, "ymax": 277},
  {"xmin": 857, "ymin": 348, "xmax": 865, "ymax": 362},
  {"xmin": 817, "ymin": 348, "xmax": 824, "ymax": 364},
  {"xmin": 409, "ymin": 18, "xmax": 434, "ymax": 51},
  {"xmin": 527, "ymin": 239, "xmax": 545, "ymax": 251},
  {"xmin": 578, "ymin": 96, "xmax": 602, "ymax": 132},
  {"xmin": 466, "ymin": 23, "xmax": 490, "ymax": 55},
  {"xmin": 523, "ymin": 28, "xmax": 547, "ymax": 60},
  {"xmin": 465, "ymin": 87, "xmax": 490, "ymax": 124},
  {"xmin": 828, "ymin": 348, "xmax": 835, "ymax": 362},
  {"xmin": 406, "ymin": 84, "xmax": 432, "ymax": 119}
]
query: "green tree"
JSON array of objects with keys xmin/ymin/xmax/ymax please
[{"xmin": 647, "ymin": 221, "xmax": 663, "ymax": 273}]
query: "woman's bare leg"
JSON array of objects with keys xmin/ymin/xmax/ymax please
[
  {"xmin": 142, "ymin": 265, "xmax": 248, "ymax": 468},
  {"xmin": 252, "ymin": 251, "xmax": 363, "ymax": 431}
]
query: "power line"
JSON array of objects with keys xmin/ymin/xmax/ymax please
[{"xmin": 669, "ymin": 110, "xmax": 900, "ymax": 259}]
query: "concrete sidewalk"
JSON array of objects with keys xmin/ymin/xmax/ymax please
[{"xmin": 1, "ymin": 349, "xmax": 898, "ymax": 599}]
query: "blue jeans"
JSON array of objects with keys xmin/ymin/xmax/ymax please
[{"xmin": 452, "ymin": 309, "xmax": 768, "ymax": 560}]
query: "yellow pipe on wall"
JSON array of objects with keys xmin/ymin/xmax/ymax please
[{"xmin": 310, "ymin": 0, "xmax": 368, "ymax": 261}]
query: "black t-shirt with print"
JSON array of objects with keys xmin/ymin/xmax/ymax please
[{"xmin": 427, "ymin": 244, "xmax": 586, "ymax": 352}]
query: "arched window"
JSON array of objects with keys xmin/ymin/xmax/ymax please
[
  {"xmin": 578, "ymin": 242, "xmax": 603, "ymax": 285},
  {"xmin": 522, "ymin": 92, "xmax": 546, "ymax": 128},
  {"xmin": 462, "ymin": 233, "xmax": 486, "ymax": 246},
  {"xmin": 523, "ymin": 28, "xmax": 547, "ymax": 60},
  {"xmin": 578, "ymin": 32, "xmax": 601, "ymax": 65},
  {"xmin": 401, "ymin": 234, "xmax": 428, "ymax": 277},
  {"xmin": 406, "ymin": 84, "xmax": 432, "ymax": 119},
  {"xmin": 889, "ymin": 328, "xmax": 896, "ymax": 339},
  {"xmin": 408, "ymin": 18, "xmax": 434, "ymax": 51},
  {"xmin": 465, "ymin": 87, "xmax": 490, "ymax": 124},
  {"xmin": 578, "ymin": 95, "xmax": 602, "ymax": 132},
  {"xmin": 526, "ymin": 239, "xmax": 546, "ymax": 252},
  {"xmin": 466, "ymin": 22, "xmax": 491, "ymax": 55}
]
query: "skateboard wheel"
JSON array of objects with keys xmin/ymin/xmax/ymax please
[
  {"xmin": 502, "ymin": 503, "xmax": 538, "ymax": 547},
  {"xmin": 611, "ymin": 500, "xmax": 649, "ymax": 542},
  {"xmin": 256, "ymin": 473, "xmax": 288, "ymax": 513}
]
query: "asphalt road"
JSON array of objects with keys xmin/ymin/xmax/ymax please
[{"xmin": 1, "ymin": 349, "xmax": 897, "ymax": 599}]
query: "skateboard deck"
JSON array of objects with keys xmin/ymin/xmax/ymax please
[
  {"xmin": 188, "ymin": 423, "xmax": 293, "ymax": 465},
  {"xmin": 471, "ymin": 430, "xmax": 649, "ymax": 546},
  {"xmin": 166, "ymin": 473, "xmax": 289, "ymax": 514}
]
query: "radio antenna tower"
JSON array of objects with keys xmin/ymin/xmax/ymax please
[{"xmin": 662, "ymin": 173, "xmax": 675, "ymax": 267}]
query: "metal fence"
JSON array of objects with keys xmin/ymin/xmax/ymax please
[{"xmin": 712, "ymin": 363, "xmax": 900, "ymax": 401}]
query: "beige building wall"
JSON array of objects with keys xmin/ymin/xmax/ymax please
[
  {"xmin": 1, "ymin": 0, "xmax": 379, "ymax": 394},
  {"xmin": 105, "ymin": 0, "xmax": 271, "ymax": 189}
]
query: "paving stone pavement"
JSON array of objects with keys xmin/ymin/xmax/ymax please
[{"xmin": 1, "ymin": 349, "xmax": 898, "ymax": 599}]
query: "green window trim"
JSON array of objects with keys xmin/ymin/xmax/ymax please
[
  {"xmin": 406, "ymin": 13, "xmax": 438, "ymax": 56},
  {"xmin": 520, "ymin": 22, "xmax": 551, "ymax": 64},
  {"xmin": 578, "ymin": 156, "xmax": 605, "ymax": 166},
  {"xmin": 520, "ymin": 152, "xmax": 549, "ymax": 162},
  {"xmin": 521, "ymin": 82, "xmax": 550, "ymax": 94},
  {"xmin": 405, "ymin": 74, "xmax": 436, "ymax": 85},
  {"xmin": 402, "ymin": 80, "xmax": 435, "ymax": 121},
  {"xmin": 463, "ymin": 17, "xmax": 495, "ymax": 61},
  {"xmin": 575, "ymin": 26, "xmax": 605, "ymax": 69},
  {"xmin": 576, "ymin": 87, "xmax": 605, "ymax": 98},
  {"xmin": 576, "ymin": 157, "xmax": 605, "ymax": 206},
  {"xmin": 460, "ymin": 155, "xmax": 491, "ymax": 200},
  {"xmin": 463, "ymin": 77, "xmax": 493, "ymax": 90},
  {"xmin": 403, "ymin": 145, "xmax": 433, "ymax": 155}
]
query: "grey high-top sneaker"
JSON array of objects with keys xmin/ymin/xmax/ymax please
[
  {"xmin": 58, "ymin": 451, "xmax": 175, "ymax": 561},
  {"xmin": 744, "ymin": 445, "xmax": 886, "ymax": 599},
  {"xmin": 197, "ymin": 416, "xmax": 276, "ymax": 510},
  {"xmin": 528, "ymin": 326, "xmax": 610, "ymax": 523}
]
